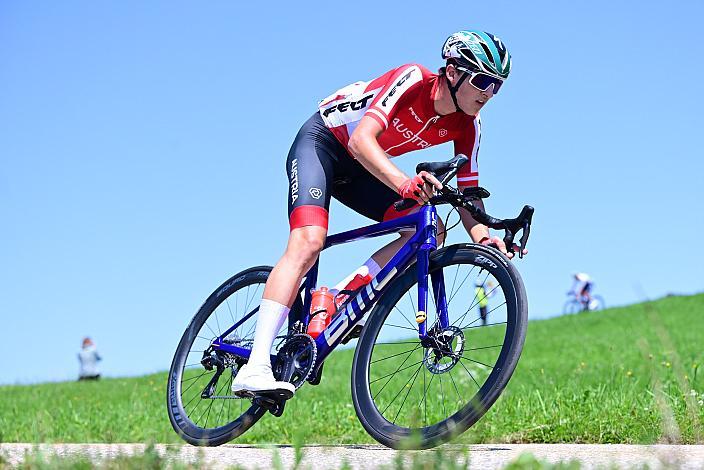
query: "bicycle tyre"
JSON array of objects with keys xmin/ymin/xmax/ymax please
[
  {"xmin": 563, "ymin": 299, "xmax": 583, "ymax": 315},
  {"xmin": 591, "ymin": 295, "xmax": 606, "ymax": 311},
  {"xmin": 166, "ymin": 266, "xmax": 298, "ymax": 446},
  {"xmin": 351, "ymin": 244, "xmax": 528, "ymax": 449}
]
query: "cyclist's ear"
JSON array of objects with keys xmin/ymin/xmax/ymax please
[{"xmin": 445, "ymin": 64, "xmax": 461, "ymax": 86}]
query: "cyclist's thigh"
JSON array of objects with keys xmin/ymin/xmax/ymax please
[
  {"xmin": 332, "ymin": 162, "xmax": 415, "ymax": 222},
  {"xmin": 286, "ymin": 113, "xmax": 338, "ymax": 230}
]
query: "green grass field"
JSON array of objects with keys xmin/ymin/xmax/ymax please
[{"xmin": 1, "ymin": 294, "xmax": 702, "ymax": 445}]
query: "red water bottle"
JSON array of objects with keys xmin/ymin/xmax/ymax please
[
  {"xmin": 307, "ymin": 287, "xmax": 336, "ymax": 339},
  {"xmin": 334, "ymin": 273, "xmax": 373, "ymax": 309}
]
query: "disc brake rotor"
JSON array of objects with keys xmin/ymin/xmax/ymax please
[{"xmin": 424, "ymin": 325, "xmax": 464, "ymax": 374}]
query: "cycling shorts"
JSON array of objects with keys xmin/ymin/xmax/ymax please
[{"xmin": 286, "ymin": 112, "xmax": 413, "ymax": 231}]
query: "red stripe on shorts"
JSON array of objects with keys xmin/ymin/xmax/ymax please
[{"xmin": 289, "ymin": 205, "xmax": 329, "ymax": 230}]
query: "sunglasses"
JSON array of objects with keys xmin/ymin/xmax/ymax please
[{"xmin": 457, "ymin": 66, "xmax": 504, "ymax": 94}]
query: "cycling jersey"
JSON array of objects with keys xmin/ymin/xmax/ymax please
[{"xmin": 318, "ymin": 63, "xmax": 481, "ymax": 189}]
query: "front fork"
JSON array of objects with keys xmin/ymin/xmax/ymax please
[{"xmin": 416, "ymin": 207, "xmax": 450, "ymax": 340}]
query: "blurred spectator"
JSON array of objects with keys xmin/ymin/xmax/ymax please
[
  {"xmin": 475, "ymin": 279, "xmax": 496, "ymax": 326},
  {"xmin": 78, "ymin": 337, "xmax": 102, "ymax": 381}
]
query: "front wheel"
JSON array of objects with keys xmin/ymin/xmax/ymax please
[
  {"xmin": 351, "ymin": 244, "xmax": 528, "ymax": 449},
  {"xmin": 589, "ymin": 295, "xmax": 606, "ymax": 312}
]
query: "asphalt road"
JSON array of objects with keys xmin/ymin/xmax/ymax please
[{"xmin": 2, "ymin": 443, "xmax": 704, "ymax": 469}]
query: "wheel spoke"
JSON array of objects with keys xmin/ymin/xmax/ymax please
[
  {"xmin": 447, "ymin": 368, "xmax": 464, "ymax": 405},
  {"xmin": 419, "ymin": 370, "xmax": 436, "ymax": 427},
  {"xmin": 391, "ymin": 364, "xmax": 424, "ymax": 424},
  {"xmin": 370, "ymin": 347, "xmax": 420, "ymax": 364},
  {"xmin": 459, "ymin": 355, "xmax": 494, "ymax": 370},
  {"xmin": 448, "ymin": 265, "xmax": 475, "ymax": 305},
  {"xmin": 451, "ymin": 273, "xmax": 488, "ymax": 327},
  {"xmin": 384, "ymin": 323, "xmax": 418, "ymax": 332},
  {"xmin": 394, "ymin": 305, "xmax": 418, "ymax": 330},
  {"xmin": 457, "ymin": 356, "xmax": 481, "ymax": 389},
  {"xmin": 465, "ymin": 344, "xmax": 503, "ymax": 352},
  {"xmin": 439, "ymin": 373, "xmax": 447, "ymax": 416},
  {"xmin": 407, "ymin": 291, "xmax": 416, "ymax": 316},
  {"xmin": 371, "ymin": 356, "xmax": 424, "ymax": 388},
  {"xmin": 460, "ymin": 319, "xmax": 507, "ymax": 331},
  {"xmin": 225, "ymin": 298, "xmax": 236, "ymax": 324},
  {"xmin": 374, "ymin": 341, "xmax": 422, "ymax": 346}
]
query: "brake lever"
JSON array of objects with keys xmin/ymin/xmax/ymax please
[{"xmin": 517, "ymin": 206, "xmax": 534, "ymax": 259}]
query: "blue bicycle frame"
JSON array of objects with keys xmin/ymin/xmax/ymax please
[{"xmin": 210, "ymin": 205, "xmax": 449, "ymax": 367}]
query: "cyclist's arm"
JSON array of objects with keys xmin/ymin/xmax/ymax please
[
  {"xmin": 459, "ymin": 200, "xmax": 491, "ymax": 243},
  {"xmin": 454, "ymin": 116, "xmax": 488, "ymax": 243},
  {"xmin": 347, "ymin": 116, "xmax": 417, "ymax": 192}
]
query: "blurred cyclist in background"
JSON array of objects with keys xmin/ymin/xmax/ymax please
[{"xmin": 569, "ymin": 273, "xmax": 597, "ymax": 310}]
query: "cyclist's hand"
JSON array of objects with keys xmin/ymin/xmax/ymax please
[
  {"xmin": 398, "ymin": 171, "xmax": 443, "ymax": 205},
  {"xmin": 479, "ymin": 235, "xmax": 528, "ymax": 260}
]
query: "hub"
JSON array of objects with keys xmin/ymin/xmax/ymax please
[{"xmin": 423, "ymin": 325, "xmax": 464, "ymax": 374}]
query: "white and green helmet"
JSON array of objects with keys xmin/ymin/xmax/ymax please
[{"xmin": 442, "ymin": 30, "xmax": 511, "ymax": 80}]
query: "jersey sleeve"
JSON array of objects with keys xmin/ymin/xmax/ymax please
[
  {"xmin": 454, "ymin": 115, "xmax": 481, "ymax": 189},
  {"xmin": 363, "ymin": 64, "xmax": 425, "ymax": 130}
]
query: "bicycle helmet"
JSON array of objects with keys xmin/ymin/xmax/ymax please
[
  {"xmin": 441, "ymin": 30, "xmax": 511, "ymax": 112},
  {"xmin": 442, "ymin": 30, "xmax": 511, "ymax": 79}
]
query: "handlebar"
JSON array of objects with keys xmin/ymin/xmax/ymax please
[{"xmin": 393, "ymin": 156, "xmax": 535, "ymax": 258}]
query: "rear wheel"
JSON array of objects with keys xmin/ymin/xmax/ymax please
[
  {"xmin": 351, "ymin": 244, "xmax": 528, "ymax": 449},
  {"xmin": 563, "ymin": 298, "xmax": 583, "ymax": 314},
  {"xmin": 166, "ymin": 266, "xmax": 300, "ymax": 446}
]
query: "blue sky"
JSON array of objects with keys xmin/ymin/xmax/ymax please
[{"xmin": 1, "ymin": 1, "xmax": 702, "ymax": 384}]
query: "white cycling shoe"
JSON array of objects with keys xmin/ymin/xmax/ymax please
[{"xmin": 231, "ymin": 364, "xmax": 295, "ymax": 397}]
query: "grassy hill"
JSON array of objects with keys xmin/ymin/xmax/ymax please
[{"xmin": 1, "ymin": 294, "xmax": 702, "ymax": 445}]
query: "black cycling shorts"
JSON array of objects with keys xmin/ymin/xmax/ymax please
[{"xmin": 286, "ymin": 112, "xmax": 411, "ymax": 230}]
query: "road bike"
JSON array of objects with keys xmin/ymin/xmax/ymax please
[{"xmin": 166, "ymin": 155, "xmax": 534, "ymax": 449}]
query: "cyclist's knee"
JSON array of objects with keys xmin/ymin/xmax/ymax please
[{"xmin": 287, "ymin": 226, "xmax": 326, "ymax": 265}]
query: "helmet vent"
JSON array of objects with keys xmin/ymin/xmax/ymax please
[{"xmin": 479, "ymin": 43, "xmax": 495, "ymax": 66}]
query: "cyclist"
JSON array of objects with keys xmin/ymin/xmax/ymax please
[
  {"xmin": 232, "ymin": 30, "xmax": 525, "ymax": 396},
  {"xmin": 569, "ymin": 272, "xmax": 595, "ymax": 310}
]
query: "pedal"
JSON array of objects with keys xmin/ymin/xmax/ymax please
[
  {"xmin": 252, "ymin": 390, "xmax": 292, "ymax": 417},
  {"xmin": 233, "ymin": 390, "xmax": 255, "ymax": 399}
]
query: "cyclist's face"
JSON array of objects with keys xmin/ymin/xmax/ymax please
[
  {"xmin": 457, "ymin": 75, "xmax": 495, "ymax": 115},
  {"xmin": 447, "ymin": 65, "xmax": 495, "ymax": 115}
]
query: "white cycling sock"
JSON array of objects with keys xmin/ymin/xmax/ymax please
[
  {"xmin": 334, "ymin": 258, "xmax": 382, "ymax": 291},
  {"xmin": 247, "ymin": 299, "xmax": 290, "ymax": 369}
]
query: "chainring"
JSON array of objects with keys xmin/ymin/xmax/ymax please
[{"xmin": 273, "ymin": 333, "xmax": 317, "ymax": 389}]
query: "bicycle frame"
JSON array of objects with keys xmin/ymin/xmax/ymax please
[{"xmin": 211, "ymin": 205, "xmax": 450, "ymax": 367}]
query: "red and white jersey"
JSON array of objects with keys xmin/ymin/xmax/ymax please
[{"xmin": 318, "ymin": 63, "xmax": 481, "ymax": 189}]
